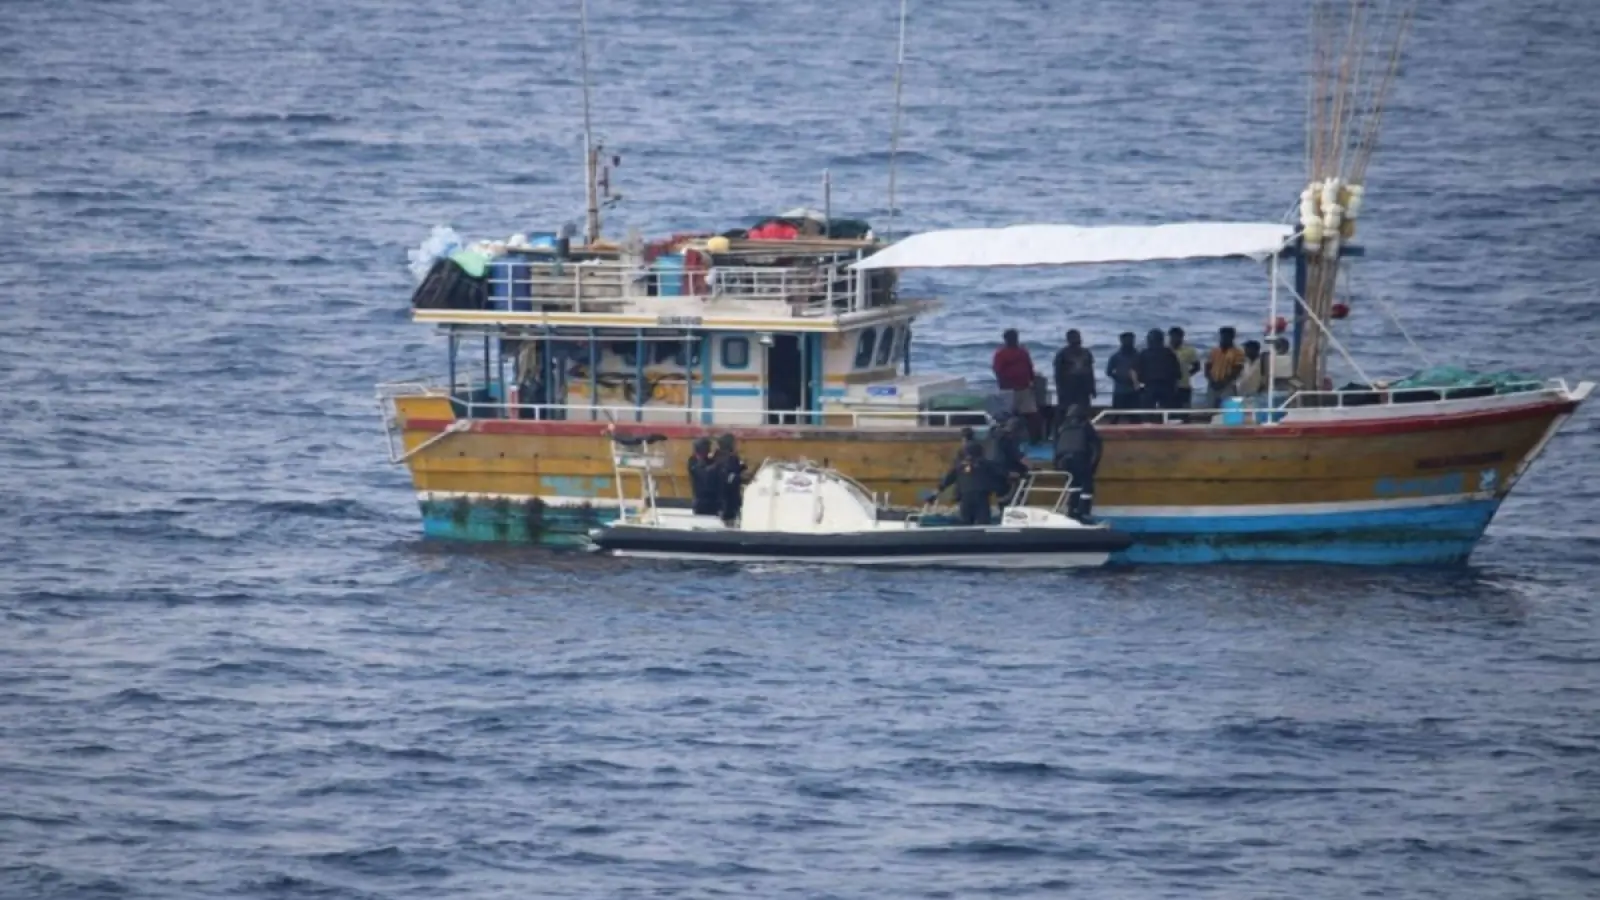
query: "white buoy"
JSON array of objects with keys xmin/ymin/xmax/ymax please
[{"xmin": 1345, "ymin": 184, "xmax": 1365, "ymax": 221}]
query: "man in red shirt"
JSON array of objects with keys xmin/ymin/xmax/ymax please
[{"xmin": 992, "ymin": 329, "xmax": 1039, "ymax": 439}]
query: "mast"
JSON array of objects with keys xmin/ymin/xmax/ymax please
[
  {"xmin": 885, "ymin": 0, "xmax": 909, "ymax": 240},
  {"xmin": 1294, "ymin": 0, "xmax": 1414, "ymax": 388},
  {"xmin": 579, "ymin": 0, "xmax": 600, "ymax": 245}
]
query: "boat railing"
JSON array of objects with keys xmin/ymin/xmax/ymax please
[
  {"xmin": 1007, "ymin": 469, "xmax": 1077, "ymax": 516},
  {"xmin": 483, "ymin": 257, "xmax": 891, "ymax": 315},
  {"xmin": 1279, "ymin": 377, "xmax": 1564, "ymax": 409},
  {"xmin": 1090, "ymin": 407, "xmax": 1240, "ymax": 426},
  {"xmin": 417, "ymin": 391, "xmax": 977, "ymax": 431},
  {"xmin": 607, "ymin": 432, "xmax": 670, "ymax": 525},
  {"xmin": 1089, "ymin": 378, "xmax": 1569, "ymax": 426}
]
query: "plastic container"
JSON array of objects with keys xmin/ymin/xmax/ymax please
[
  {"xmin": 487, "ymin": 257, "xmax": 534, "ymax": 311},
  {"xmin": 1220, "ymin": 396, "xmax": 1246, "ymax": 425},
  {"xmin": 653, "ymin": 253, "xmax": 685, "ymax": 297}
]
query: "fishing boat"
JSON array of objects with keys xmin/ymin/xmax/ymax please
[
  {"xmin": 377, "ymin": 1, "xmax": 1592, "ymax": 565},
  {"xmin": 586, "ymin": 435, "xmax": 1130, "ymax": 568}
]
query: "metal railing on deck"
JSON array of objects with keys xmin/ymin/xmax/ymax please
[
  {"xmin": 483, "ymin": 257, "xmax": 891, "ymax": 316},
  {"xmin": 377, "ymin": 382, "xmax": 981, "ymax": 431},
  {"xmin": 1089, "ymin": 378, "xmax": 1568, "ymax": 426},
  {"xmin": 1279, "ymin": 378, "xmax": 1561, "ymax": 409}
]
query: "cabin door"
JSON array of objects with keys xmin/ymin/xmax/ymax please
[{"xmin": 766, "ymin": 334, "xmax": 804, "ymax": 425}]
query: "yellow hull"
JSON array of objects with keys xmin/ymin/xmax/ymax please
[{"xmin": 386, "ymin": 389, "xmax": 1585, "ymax": 563}]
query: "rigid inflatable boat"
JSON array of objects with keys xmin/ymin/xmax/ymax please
[{"xmin": 587, "ymin": 436, "xmax": 1131, "ymax": 569}]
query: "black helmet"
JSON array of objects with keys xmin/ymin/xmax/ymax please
[
  {"xmin": 692, "ymin": 437, "xmax": 711, "ymax": 454},
  {"xmin": 716, "ymin": 433, "xmax": 737, "ymax": 452}
]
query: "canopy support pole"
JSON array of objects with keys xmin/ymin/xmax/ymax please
[
  {"xmin": 447, "ymin": 328, "xmax": 459, "ymax": 411},
  {"xmin": 634, "ymin": 329, "xmax": 645, "ymax": 423},
  {"xmin": 683, "ymin": 331, "xmax": 693, "ymax": 424},
  {"xmin": 497, "ymin": 329, "xmax": 507, "ymax": 418},
  {"xmin": 588, "ymin": 328, "xmax": 598, "ymax": 421},
  {"xmin": 1267, "ymin": 253, "xmax": 1278, "ymax": 411}
]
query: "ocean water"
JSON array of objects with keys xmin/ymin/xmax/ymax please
[{"xmin": 2, "ymin": 0, "xmax": 1598, "ymax": 897}]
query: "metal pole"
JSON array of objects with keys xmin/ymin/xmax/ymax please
[
  {"xmin": 823, "ymin": 169, "xmax": 832, "ymax": 238},
  {"xmin": 482, "ymin": 335, "xmax": 492, "ymax": 406},
  {"xmin": 1267, "ymin": 253, "xmax": 1278, "ymax": 414},
  {"xmin": 799, "ymin": 330, "xmax": 809, "ymax": 426},
  {"xmin": 634, "ymin": 328, "xmax": 645, "ymax": 423},
  {"xmin": 497, "ymin": 330, "xmax": 508, "ymax": 418},
  {"xmin": 579, "ymin": 0, "xmax": 600, "ymax": 245},
  {"xmin": 587, "ymin": 327, "xmax": 598, "ymax": 421},
  {"xmin": 447, "ymin": 329, "xmax": 458, "ymax": 411},
  {"xmin": 541, "ymin": 331, "xmax": 553, "ymax": 421},
  {"xmin": 886, "ymin": 0, "xmax": 909, "ymax": 240}
]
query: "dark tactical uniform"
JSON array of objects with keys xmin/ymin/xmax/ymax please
[
  {"xmin": 687, "ymin": 438, "xmax": 720, "ymax": 515},
  {"xmin": 984, "ymin": 420, "xmax": 1032, "ymax": 508},
  {"xmin": 712, "ymin": 434, "xmax": 746, "ymax": 525},
  {"xmin": 1053, "ymin": 412, "xmax": 1103, "ymax": 519},
  {"xmin": 940, "ymin": 444, "xmax": 1000, "ymax": 526}
]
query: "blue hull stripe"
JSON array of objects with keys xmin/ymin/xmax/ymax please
[
  {"xmin": 1105, "ymin": 499, "xmax": 1498, "ymax": 536},
  {"xmin": 416, "ymin": 496, "xmax": 1500, "ymax": 566}
]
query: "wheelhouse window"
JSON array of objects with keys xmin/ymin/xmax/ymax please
[
  {"xmin": 721, "ymin": 336, "xmax": 750, "ymax": 369},
  {"xmin": 875, "ymin": 325, "xmax": 897, "ymax": 367},
  {"xmin": 853, "ymin": 328, "xmax": 878, "ymax": 369}
]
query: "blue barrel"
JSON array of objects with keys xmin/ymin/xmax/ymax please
[
  {"xmin": 654, "ymin": 254, "xmax": 685, "ymax": 297},
  {"xmin": 1220, "ymin": 396, "xmax": 1246, "ymax": 425},
  {"xmin": 485, "ymin": 259, "xmax": 511, "ymax": 310},
  {"xmin": 488, "ymin": 257, "xmax": 534, "ymax": 310}
]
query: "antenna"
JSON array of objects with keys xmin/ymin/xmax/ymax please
[
  {"xmin": 886, "ymin": 0, "xmax": 909, "ymax": 241},
  {"xmin": 579, "ymin": 0, "xmax": 600, "ymax": 245}
]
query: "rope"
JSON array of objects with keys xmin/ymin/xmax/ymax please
[
  {"xmin": 392, "ymin": 420, "xmax": 470, "ymax": 465},
  {"xmin": 1372, "ymin": 291, "xmax": 1432, "ymax": 368},
  {"xmin": 1274, "ymin": 266, "xmax": 1374, "ymax": 386}
]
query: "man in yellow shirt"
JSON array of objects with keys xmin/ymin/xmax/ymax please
[
  {"xmin": 1204, "ymin": 326, "xmax": 1245, "ymax": 408},
  {"xmin": 1168, "ymin": 326, "xmax": 1200, "ymax": 409}
]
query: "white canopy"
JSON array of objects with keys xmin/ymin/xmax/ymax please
[{"xmin": 852, "ymin": 222, "xmax": 1292, "ymax": 270}]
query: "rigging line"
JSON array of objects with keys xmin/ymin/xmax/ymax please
[
  {"xmin": 886, "ymin": 0, "xmax": 909, "ymax": 241},
  {"xmin": 1363, "ymin": 277, "xmax": 1433, "ymax": 368}
]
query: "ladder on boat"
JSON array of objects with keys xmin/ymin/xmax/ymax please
[{"xmin": 608, "ymin": 432, "xmax": 670, "ymax": 525}]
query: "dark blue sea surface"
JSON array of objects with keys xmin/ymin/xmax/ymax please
[{"xmin": 3, "ymin": 0, "xmax": 1598, "ymax": 897}]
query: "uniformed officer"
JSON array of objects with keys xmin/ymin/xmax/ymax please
[
  {"xmin": 1053, "ymin": 404, "xmax": 1103, "ymax": 519},
  {"xmin": 712, "ymin": 433, "xmax": 747, "ymax": 525},
  {"xmin": 687, "ymin": 437, "xmax": 719, "ymax": 515},
  {"xmin": 937, "ymin": 441, "xmax": 999, "ymax": 526},
  {"xmin": 985, "ymin": 415, "xmax": 1032, "ymax": 508}
]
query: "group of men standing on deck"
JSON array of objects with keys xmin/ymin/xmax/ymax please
[
  {"xmin": 994, "ymin": 326, "xmax": 1288, "ymax": 425},
  {"xmin": 687, "ymin": 434, "xmax": 747, "ymax": 526}
]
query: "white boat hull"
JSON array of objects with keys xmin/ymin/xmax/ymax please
[{"xmin": 602, "ymin": 548, "xmax": 1112, "ymax": 569}]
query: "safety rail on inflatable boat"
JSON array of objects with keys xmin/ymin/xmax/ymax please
[{"xmin": 1008, "ymin": 469, "xmax": 1078, "ymax": 516}]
